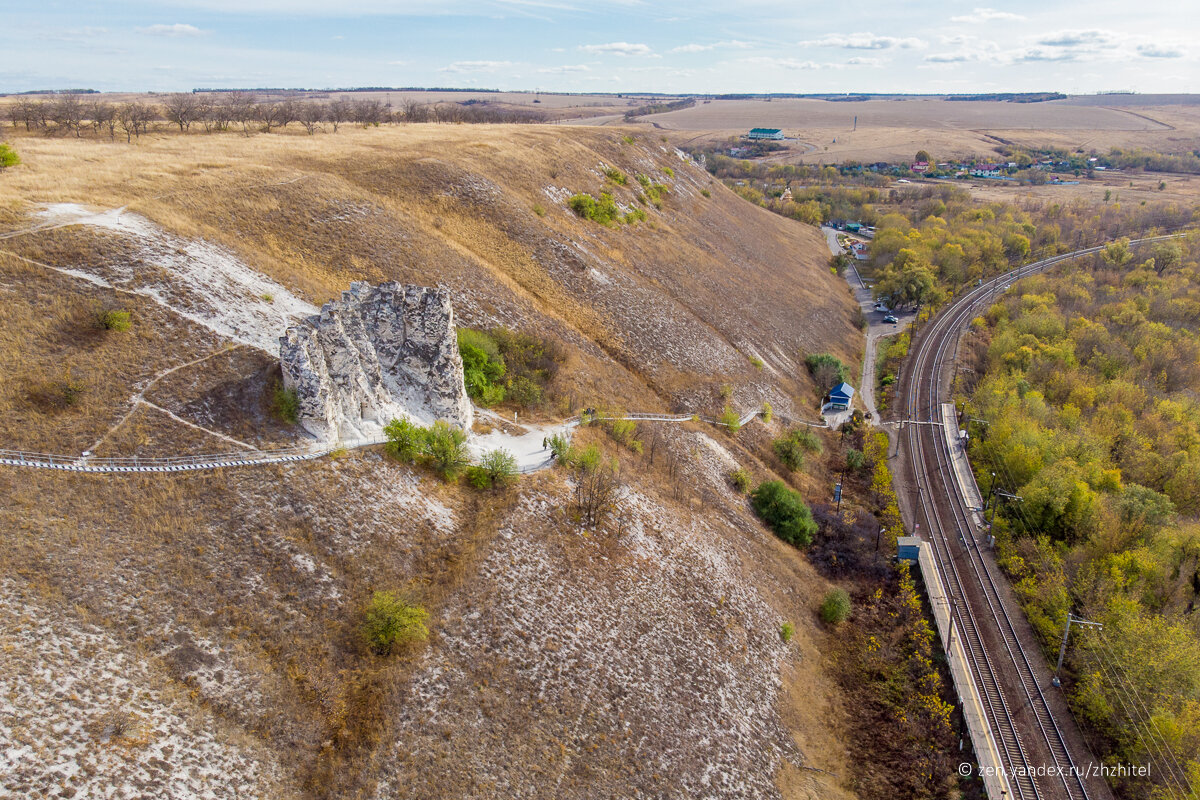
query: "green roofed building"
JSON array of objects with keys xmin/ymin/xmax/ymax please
[{"xmin": 748, "ymin": 128, "xmax": 784, "ymax": 140}]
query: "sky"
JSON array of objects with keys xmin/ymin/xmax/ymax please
[{"xmin": 2, "ymin": 1, "xmax": 1196, "ymax": 95}]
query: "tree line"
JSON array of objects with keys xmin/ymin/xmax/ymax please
[
  {"xmin": 3, "ymin": 92, "xmax": 546, "ymax": 140},
  {"xmin": 962, "ymin": 235, "xmax": 1200, "ymax": 800}
]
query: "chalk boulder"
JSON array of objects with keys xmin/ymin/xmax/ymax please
[{"xmin": 279, "ymin": 282, "xmax": 473, "ymax": 441}]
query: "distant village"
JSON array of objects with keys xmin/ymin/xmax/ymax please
[{"xmin": 733, "ymin": 127, "xmax": 1127, "ymax": 185}]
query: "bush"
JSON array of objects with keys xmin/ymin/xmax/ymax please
[
  {"xmin": 272, "ymin": 383, "xmax": 299, "ymax": 424},
  {"xmin": 730, "ymin": 467, "xmax": 752, "ymax": 494},
  {"xmin": 773, "ymin": 436, "xmax": 806, "ymax": 471},
  {"xmin": 846, "ymin": 448, "xmax": 866, "ymax": 471},
  {"xmin": 384, "ymin": 417, "xmax": 425, "ymax": 462},
  {"xmin": 568, "ymin": 192, "xmax": 621, "ymax": 225},
  {"xmin": 719, "ymin": 405, "xmax": 741, "ymax": 433},
  {"xmin": 749, "ymin": 355, "xmax": 764, "ymax": 370},
  {"xmin": 532, "ymin": 203, "xmax": 546, "ymax": 217},
  {"xmin": 603, "ymin": 166, "xmax": 627, "ymax": 185},
  {"xmin": 793, "ymin": 429, "xmax": 822, "ymax": 453},
  {"xmin": 819, "ymin": 588, "xmax": 851, "ymax": 625},
  {"xmin": 548, "ymin": 432, "xmax": 572, "ymax": 460},
  {"xmin": 761, "ymin": 401, "xmax": 773, "ymax": 422},
  {"xmin": 29, "ymin": 370, "xmax": 86, "ymax": 412},
  {"xmin": 751, "ymin": 480, "xmax": 817, "ymax": 547},
  {"xmin": 361, "ymin": 591, "xmax": 429, "ymax": 655},
  {"xmin": 564, "ymin": 442, "xmax": 603, "ymax": 472},
  {"xmin": 458, "ymin": 328, "xmax": 507, "ymax": 406},
  {"xmin": 804, "ymin": 353, "xmax": 848, "ymax": 391},
  {"xmin": 98, "ymin": 309, "xmax": 132, "ymax": 332},
  {"xmin": 0, "ymin": 144, "xmax": 19, "ymax": 170},
  {"xmin": 700, "ymin": 188, "xmax": 711, "ymax": 198},
  {"xmin": 662, "ymin": 166, "xmax": 674, "ymax": 178},
  {"xmin": 424, "ymin": 420, "xmax": 470, "ymax": 480},
  {"xmin": 506, "ymin": 374, "xmax": 543, "ymax": 407},
  {"xmin": 780, "ymin": 621, "xmax": 795, "ymax": 642},
  {"xmin": 607, "ymin": 418, "xmax": 637, "ymax": 446},
  {"xmin": 479, "ymin": 448, "xmax": 518, "ymax": 488}
]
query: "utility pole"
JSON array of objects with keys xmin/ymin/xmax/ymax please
[
  {"xmin": 1052, "ymin": 614, "xmax": 1103, "ymax": 687},
  {"xmin": 988, "ymin": 488, "xmax": 1023, "ymax": 547}
]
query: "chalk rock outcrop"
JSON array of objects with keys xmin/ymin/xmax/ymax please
[{"xmin": 279, "ymin": 282, "xmax": 473, "ymax": 441}]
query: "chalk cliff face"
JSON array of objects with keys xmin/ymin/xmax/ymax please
[{"xmin": 279, "ymin": 282, "xmax": 473, "ymax": 441}]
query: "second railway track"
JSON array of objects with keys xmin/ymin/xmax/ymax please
[{"xmin": 894, "ymin": 234, "xmax": 1181, "ymax": 800}]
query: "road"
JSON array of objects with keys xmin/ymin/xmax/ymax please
[
  {"xmin": 822, "ymin": 226, "xmax": 915, "ymax": 422},
  {"xmin": 896, "ymin": 234, "xmax": 1182, "ymax": 800}
]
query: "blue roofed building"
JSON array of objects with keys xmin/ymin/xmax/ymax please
[
  {"xmin": 826, "ymin": 382, "xmax": 855, "ymax": 411},
  {"xmin": 747, "ymin": 128, "xmax": 784, "ymax": 140}
]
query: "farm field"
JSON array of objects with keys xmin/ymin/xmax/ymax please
[{"xmin": 647, "ymin": 96, "xmax": 1200, "ymax": 165}]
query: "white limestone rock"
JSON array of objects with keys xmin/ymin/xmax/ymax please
[{"xmin": 279, "ymin": 282, "xmax": 473, "ymax": 441}]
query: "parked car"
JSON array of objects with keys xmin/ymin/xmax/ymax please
[
  {"xmin": 884, "ymin": 314, "xmax": 898, "ymax": 324},
  {"xmin": 873, "ymin": 302, "xmax": 886, "ymax": 310}
]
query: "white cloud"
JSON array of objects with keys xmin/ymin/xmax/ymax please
[
  {"xmin": 1136, "ymin": 44, "xmax": 1183, "ymax": 58},
  {"xmin": 924, "ymin": 52, "xmax": 981, "ymax": 63},
  {"xmin": 438, "ymin": 60, "xmax": 515, "ymax": 73},
  {"xmin": 386, "ymin": 59, "xmax": 408, "ymax": 65},
  {"xmin": 136, "ymin": 23, "xmax": 208, "ymax": 37},
  {"xmin": 537, "ymin": 64, "xmax": 590, "ymax": 73},
  {"xmin": 802, "ymin": 33, "xmax": 924, "ymax": 50},
  {"xmin": 845, "ymin": 57, "xmax": 884, "ymax": 66},
  {"xmin": 669, "ymin": 40, "xmax": 754, "ymax": 53},
  {"xmin": 950, "ymin": 7, "xmax": 1026, "ymax": 23},
  {"xmin": 578, "ymin": 41, "xmax": 653, "ymax": 57},
  {"xmin": 1035, "ymin": 30, "xmax": 1116, "ymax": 48}
]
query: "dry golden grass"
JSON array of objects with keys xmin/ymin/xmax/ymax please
[
  {"xmin": 0, "ymin": 124, "xmax": 858, "ymax": 415},
  {"xmin": 0, "ymin": 123, "xmax": 870, "ymax": 799}
]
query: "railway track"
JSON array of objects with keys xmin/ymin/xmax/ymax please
[{"xmin": 897, "ymin": 234, "xmax": 1182, "ymax": 800}]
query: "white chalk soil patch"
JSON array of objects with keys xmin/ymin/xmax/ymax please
[
  {"xmin": 36, "ymin": 204, "xmax": 317, "ymax": 352},
  {"xmin": 0, "ymin": 578, "xmax": 294, "ymax": 800},
  {"xmin": 373, "ymin": 489, "xmax": 802, "ymax": 799}
]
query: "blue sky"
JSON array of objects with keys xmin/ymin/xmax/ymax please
[{"xmin": 2, "ymin": 1, "xmax": 1195, "ymax": 94}]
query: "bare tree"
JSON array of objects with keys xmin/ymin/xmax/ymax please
[
  {"xmin": 297, "ymin": 102, "xmax": 324, "ymax": 135},
  {"xmin": 163, "ymin": 93, "xmax": 200, "ymax": 132},
  {"xmin": 224, "ymin": 92, "xmax": 257, "ymax": 135},
  {"xmin": 326, "ymin": 99, "xmax": 351, "ymax": 132},
  {"xmin": 48, "ymin": 93, "xmax": 85, "ymax": 137},
  {"xmin": 351, "ymin": 98, "xmax": 386, "ymax": 126},
  {"xmin": 574, "ymin": 457, "xmax": 623, "ymax": 528},
  {"xmin": 275, "ymin": 97, "xmax": 299, "ymax": 129},
  {"xmin": 117, "ymin": 101, "xmax": 156, "ymax": 142},
  {"xmin": 88, "ymin": 100, "xmax": 117, "ymax": 140}
]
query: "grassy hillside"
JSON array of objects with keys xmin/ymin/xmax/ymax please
[{"xmin": 0, "ymin": 125, "xmax": 863, "ymax": 799}]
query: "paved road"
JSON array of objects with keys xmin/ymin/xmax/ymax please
[{"xmin": 822, "ymin": 226, "xmax": 915, "ymax": 423}]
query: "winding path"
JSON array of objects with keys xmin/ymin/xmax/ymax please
[{"xmin": 0, "ymin": 406, "xmax": 809, "ymax": 476}]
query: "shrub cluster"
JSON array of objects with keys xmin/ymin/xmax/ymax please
[
  {"xmin": 97, "ymin": 309, "xmax": 132, "ymax": 332},
  {"xmin": 383, "ymin": 418, "xmax": 471, "ymax": 481},
  {"xmin": 636, "ymin": 173, "xmax": 669, "ymax": 208},
  {"xmin": 467, "ymin": 448, "xmax": 518, "ymax": 490},
  {"xmin": 271, "ymin": 383, "xmax": 299, "ymax": 424},
  {"xmin": 361, "ymin": 591, "xmax": 429, "ymax": 656},
  {"xmin": 457, "ymin": 326, "xmax": 561, "ymax": 408},
  {"xmin": 0, "ymin": 143, "xmax": 18, "ymax": 169},
  {"xmin": 751, "ymin": 480, "xmax": 817, "ymax": 546},
  {"xmin": 804, "ymin": 353, "xmax": 849, "ymax": 392},
  {"xmin": 819, "ymin": 588, "xmax": 852, "ymax": 625},
  {"xmin": 773, "ymin": 427, "xmax": 822, "ymax": 471}
]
